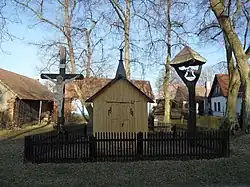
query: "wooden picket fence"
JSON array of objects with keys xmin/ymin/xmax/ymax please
[{"xmin": 24, "ymin": 130, "xmax": 230, "ymax": 163}]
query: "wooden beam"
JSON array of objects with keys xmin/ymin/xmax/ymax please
[{"xmin": 106, "ymin": 100, "xmax": 141, "ymax": 104}]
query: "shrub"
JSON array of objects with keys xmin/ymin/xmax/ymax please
[{"xmin": 197, "ymin": 116, "xmax": 222, "ymax": 129}]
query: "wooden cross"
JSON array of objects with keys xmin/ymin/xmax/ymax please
[{"xmin": 41, "ymin": 46, "xmax": 84, "ymax": 133}]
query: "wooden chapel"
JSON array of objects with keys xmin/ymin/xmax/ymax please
[{"xmin": 86, "ymin": 50, "xmax": 154, "ymax": 134}]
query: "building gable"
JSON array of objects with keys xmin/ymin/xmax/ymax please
[
  {"xmin": 209, "ymin": 74, "xmax": 228, "ymax": 97},
  {"xmin": 94, "ymin": 79, "xmax": 150, "ymax": 103},
  {"xmin": 86, "ymin": 76, "xmax": 154, "ymax": 103},
  {"xmin": 211, "ymin": 84, "xmax": 222, "ymax": 97}
]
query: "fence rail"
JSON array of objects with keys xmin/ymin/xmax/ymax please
[{"xmin": 24, "ymin": 130, "xmax": 230, "ymax": 163}]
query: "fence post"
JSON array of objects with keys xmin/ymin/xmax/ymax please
[
  {"xmin": 224, "ymin": 130, "xmax": 230, "ymax": 157},
  {"xmin": 172, "ymin": 124, "xmax": 177, "ymax": 139},
  {"xmin": 24, "ymin": 136, "xmax": 33, "ymax": 163},
  {"xmin": 89, "ymin": 135, "xmax": 97, "ymax": 162},
  {"xmin": 64, "ymin": 130, "xmax": 68, "ymax": 142},
  {"xmin": 23, "ymin": 136, "xmax": 29, "ymax": 163},
  {"xmin": 84, "ymin": 125, "xmax": 87, "ymax": 136},
  {"xmin": 137, "ymin": 132, "xmax": 143, "ymax": 160}
]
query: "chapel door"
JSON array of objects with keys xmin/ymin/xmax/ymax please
[
  {"xmin": 118, "ymin": 103, "xmax": 135, "ymax": 132},
  {"xmin": 108, "ymin": 103, "xmax": 135, "ymax": 132},
  {"xmin": 108, "ymin": 104, "xmax": 119, "ymax": 132}
]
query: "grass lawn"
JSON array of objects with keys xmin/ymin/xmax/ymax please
[
  {"xmin": 0, "ymin": 122, "xmax": 87, "ymax": 141},
  {"xmin": 171, "ymin": 116, "xmax": 222, "ymax": 129},
  {"xmin": 1, "ymin": 128, "xmax": 250, "ymax": 186},
  {"xmin": 0, "ymin": 124, "xmax": 54, "ymax": 141}
]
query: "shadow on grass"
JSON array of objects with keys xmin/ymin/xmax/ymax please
[
  {"xmin": 0, "ymin": 122, "xmax": 87, "ymax": 142},
  {"xmin": 0, "ymin": 124, "xmax": 53, "ymax": 142}
]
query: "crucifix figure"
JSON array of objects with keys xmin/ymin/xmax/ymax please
[
  {"xmin": 41, "ymin": 46, "xmax": 84, "ymax": 133},
  {"xmin": 43, "ymin": 74, "xmax": 81, "ymax": 118}
]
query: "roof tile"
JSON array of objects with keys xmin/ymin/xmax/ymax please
[
  {"xmin": 214, "ymin": 74, "xmax": 243, "ymax": 97},
  {"xmin": 65, "ymin": 77, "xmax": 155, "ymax": 101}
]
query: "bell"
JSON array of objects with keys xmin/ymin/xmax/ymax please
[{"xmin": 187, "ymin": 70, "xmax": 193, "ymax": 77}]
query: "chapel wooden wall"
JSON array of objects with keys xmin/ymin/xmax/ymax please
[{"xmin": 92, "ymin": 79, "xmax": 148, "ymax": 134}]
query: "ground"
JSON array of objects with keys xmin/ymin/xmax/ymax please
[
  {"xmin": 0, "ymin": 124, "xmax": 250, "ymax": 186},
  {"xmin": 170, "ymin": 116, "xmax": 222, "ymax": 129}
]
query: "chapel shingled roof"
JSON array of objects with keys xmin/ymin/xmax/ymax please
[
  {"xmin": 171, "ymin": 46, "xmax": 206, "ymax": 66},
  {"xmin": 0, "ymin": 68, "xmax": 53, "ymax": 101}
]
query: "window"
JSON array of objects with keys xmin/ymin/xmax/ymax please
[
  {"xmin": 214, "ymin": 102, "xmax": 217, "ymax": 111},
  {"xmin": 218, "ymin": 102, "xmax": 221, "ymax": 112},
  {"xmin": 215, "ymin": 86, "xmax": 220, "ymax": 94},
  {"xmin": 171, "ymin": 102, "xmax": 176, "ymax": 109},
  {"xmin": 184, "ymin": 103, "xmax": 188, "ymax": 108}
]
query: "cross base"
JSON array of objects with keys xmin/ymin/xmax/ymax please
[{"xmin": 56, "ymin": 117, "xmax": 66, "ymax": 134}]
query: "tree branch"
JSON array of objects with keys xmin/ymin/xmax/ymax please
[
  {"xmin": 211, "ymin": 30, "xmax": 223, "ymax": 40},
  {"xmin": 109, "ymin": 0, "xmax": 125, "ymax": 25},
  {"xmin": 13, "ymin": 0, "xmax": 65, "ymax": 34},
  {"xmin": 70, "ymin": 0, "xmax": 77, "ymax": 21},
  {"xmin": 197, "ymin": 23, "xmax": 220, "ymax": 36},
  {"xmin": 232, "ymin": 0, "xmax": 241, "ymax": 28}
]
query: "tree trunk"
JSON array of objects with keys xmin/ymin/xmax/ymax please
[
  {"xmin": 241, "ymin": 76, "xmax": 250, "ymax": 130},
  {"xmin": 85, "ymin": 103, "xmax": 93, "ymax": 124},
  {"xmin": 86, "ymin": 30, "xmax": 92, "ymax": 78},
  {"xmin": 225, "ymin": 69, "xmax": 240, "ymax": 127},
  {"xmin": 211, "ymin": 0, "xmax": 250, "ymax": 130},
  {"xmin": 65, "ymin": 0, "xmax": 93, "ymax": 123},
  {"xmin": 124, "ymin": 0, "xmax": 131, "ymax": 79},
  {"xmin": 79, "ymin": 100, "xmax": 93, "ymax": 123},
  {"xmin": 163, "ymin": 0, "xmax": 172, "ymax": 124},
  {"xmin": 223, "ymin": 34, "xmax": 241, "ymax": 128},
  {"xmin": 163, "ymin": 55, "xmax": 171, "ymax": 123}
]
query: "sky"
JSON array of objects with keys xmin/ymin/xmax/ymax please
[{"xmin": 0, "ymin": 3, "xmax": 227, "ymax": 96}]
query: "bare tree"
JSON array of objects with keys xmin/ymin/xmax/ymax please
[
  {"xmin": 13, "ymin": 0, "xmax": 108, "ymax": 123},
  {"xmin": 144, "ymin": 0, "xmax": 191, "ymax": 123},
  {"xmin": 108, "ymin": 0, "xmax": 131, "ymax": 79},
  {"xmin": 209, "ymin": 0, "xmax": 250, "ymax": 130},
  {"xmin": 196, "ymin": 0, "xmax": 249, "ymax": 129},
  {"xmin": 0, "ymin": 0, "xmax": 20, "ymax": 51}
]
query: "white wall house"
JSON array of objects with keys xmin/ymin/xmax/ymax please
[
  {"xmin": 210, "ymin": 96, "xmax": 227, "ymax": 117},
  {"xmin": 208, "ymin": 74, "xmax": 243, "ymax": 117}
]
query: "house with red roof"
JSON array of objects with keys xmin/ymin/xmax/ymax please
[{"xmin": 208, "ymin": 74, "xmax": 243, "ymax": 117}]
